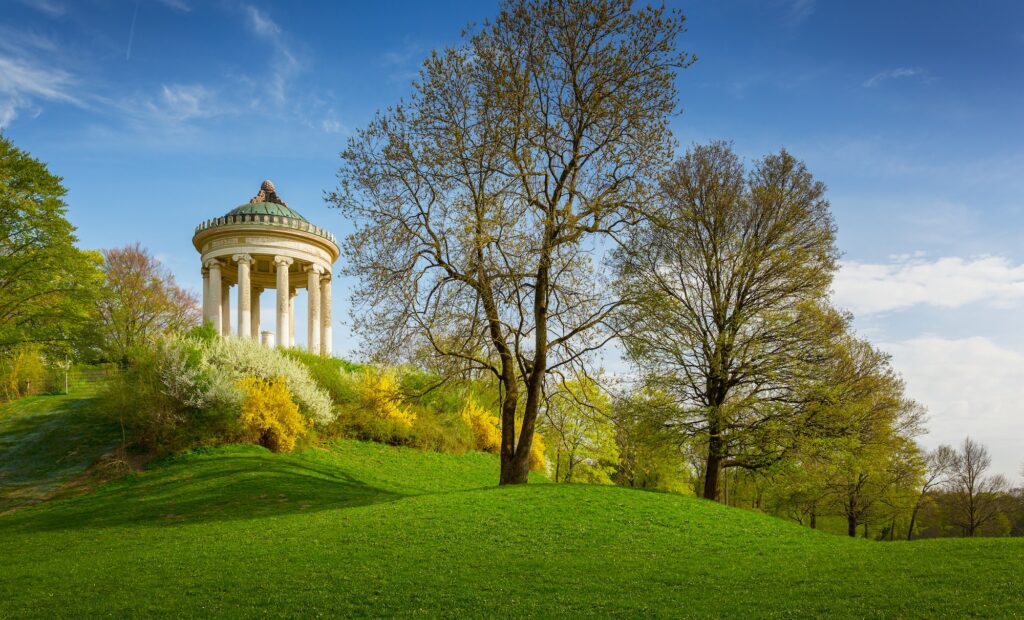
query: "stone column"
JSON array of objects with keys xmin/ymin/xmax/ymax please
[
  {"xmin": 221, "ymin": 282, "xmax": 231, "ymax": 336},
  {"xmin": 289, "ymin": 289, "xmax": 297, "ymax": 346},
  {"xmin": 201, "ymin": 267, "xmax": 210, "ymax": 327},
  {"xmin": 233, "ymin": 254, "xmax": 252, "ymax": 339},
  {"xmin": 251, "ymin": 287, "xmax": 263, "ymax": 341},
  {"xmin": 305, "ymin": 265, "xmax": 322, "ymax": 354},
  {"xmin": 205, "ymin": 259, "xmax": 223, "ymax": 335},
  {"xmin": 320, "ymin": 273, "xmax": 332, "ymax": 356},
  {"xmin": 274, "ymin": 256, "xmax": 293, "ymax": 348}
]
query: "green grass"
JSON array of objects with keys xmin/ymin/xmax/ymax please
[
  {"xmin": 1, "ymin": 392, "xmax": 1022, "ymax": 617},
  {"xmin": 0, "ymin": 385, "xmax": 122, "ymax": 512}
]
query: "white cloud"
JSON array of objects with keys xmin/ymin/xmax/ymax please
[
  {"xmin": 883, "ymin": 336, "xmax": 1024, "ymax": 478},
  {"xmin": 784, "ymin": 0, "xmax": 815, "ymax": 26},
  {"xmin": 243, "ymin": 5, "xmax": 281, "ymax": 39},
  {"xmin": 863, "ymin": 67, "xmax": 927, "ymax": 88},
  {"xmin": 154, "ymin": 0, "xmax": 190, "ymax": 11},
  {"xmin": 240, "ymin": 4, "xmax": 301, "ymax": 106},
  {"xmin": 147, "ymin": 84, "xmax": 217, "ymax": 122},
  {"xmin": 0, "ymin": 55, "xmax": 79, "ymax": 127},
  {"xmin": 833, "ymin": 255, "xmax": 1024, "ymax": 315},
  {"xmin": 17, "ymin": 0, "xmax": 65, "ymax": 18}
]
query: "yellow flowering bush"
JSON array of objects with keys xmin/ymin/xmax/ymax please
[
  {"xmin": 356, "ymin": 368, "xmax": 416, "ymax": 430},
  {"xmin": 460, "ymin": 399, "xmax": 502, "ymax": 452},
  {"xmin": 529, "ymin": 432, "xmax": 547, "ymax": 472},
  {"xmin": 237, "ymin": 377, "xmax": 308, "ymax": 452}
]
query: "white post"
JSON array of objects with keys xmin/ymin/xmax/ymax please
[
  {"xmin": 234, "ymin": 254, "xmax": 252, "ymax": 339},
  {"xmin": 320, "ymin": 273, "xmax": 332, "ymax": 356},
  {"xmin": 251, "ymin": 287, "xmax": 263, "ymax": 340},
  {"xmin": 206, "ymin": 259, "xmax": 223, "ymax": 335},
  {"xmin": 306, "ymin": 265, "xmax": 322, "ymax": 354},
  {"xmin": 274, "ymin": 256, "xmax": 293, "ymax": 348}
]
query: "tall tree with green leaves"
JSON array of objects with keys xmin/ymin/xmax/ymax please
[
  {"xmin": 333, "ymin": 0, "xmax": 693, "ymax": 484},
  {"xmin": 613, "ymin": 141, "xmax": 841, "ymax": 500},
  {"xmin": 0, "ymin": 135, "xmax": 102, "ymax": 354}
]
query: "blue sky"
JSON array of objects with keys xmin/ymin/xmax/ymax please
[{"xmin": 3, "ymin": 0, "xmax": 1022, "ymax": 477}]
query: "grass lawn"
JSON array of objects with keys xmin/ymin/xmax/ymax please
[{"xmin": 1, "ymin": 392, "xmax": 1022, "ymax": 618}]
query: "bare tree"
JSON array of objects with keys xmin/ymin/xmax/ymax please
[
  {"xmin": 613, "ymin": 142, "xmax": 840, "ymax": 500},
  {"xmin": 949, "ymin": 437, "xmax": 1009, "ymax": 536},
  {"xmin": 907, "ymin": 444, "xmax": 956, "ymax": 540},
  {"xmin": 333, "ymin": 0, "xmax": 692, "ymax": 484}
]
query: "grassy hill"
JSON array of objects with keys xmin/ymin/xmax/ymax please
[{"xmin": 1, "ymin": 391, "xmax": 1023, "ymax": 617}]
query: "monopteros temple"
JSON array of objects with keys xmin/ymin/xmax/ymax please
[{"xmin": 192, "ymin": 180, "xmax": 339, "ymax": 354}]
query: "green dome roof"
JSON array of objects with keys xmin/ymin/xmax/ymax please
[{"xmin": 226, "ymin": 201, "xmax": 307, "ymax": 221}]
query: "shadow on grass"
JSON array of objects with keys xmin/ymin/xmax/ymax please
[
  {"xmin": 0, "ymin": 449, "xmax": 404, "ymax": 533},
  {"xmin": 0, "ymin": 395, "xmax": 123, "ymax": 512}
]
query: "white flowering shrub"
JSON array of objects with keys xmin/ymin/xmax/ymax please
[
  {"xmin": 203, "ymin": 337, "xmax": 333, "ymax": 426},
  {"xmin": 155, "ymin": 337, "xmax": 239, "ymax": 411}
]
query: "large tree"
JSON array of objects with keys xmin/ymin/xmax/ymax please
[
  {"xmin": 94, "ymin": 243, "xmax": 200, "ymax": 363},
  {"xmin": 613, "ymin": 141, "xmax": 840, "ymax": 500},
  {"xmin": 0, "ymin": 135, "xmax": 102, "ymax": 353},
  {"xmin": 333, "ymin": 0, "xmax": 692, "ymax": 483}
]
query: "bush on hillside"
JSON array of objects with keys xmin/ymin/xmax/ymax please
[
  {"xmin": 237, "ymin": 377, "xmax": 308, "ymax": 452},
  {"xmin": 204, "ymin": 337, "xmax": 332, "ymax": 426},
  {"xmin": 461, "ymin": 399, "xmax": 501, "ymax": 453}
]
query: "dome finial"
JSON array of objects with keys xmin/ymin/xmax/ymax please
[{"xmin": 250, "ymin": 179, "xmax": 287, "ymax": 207}]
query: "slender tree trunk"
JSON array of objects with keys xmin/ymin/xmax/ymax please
[
  {"xmin": 907, "ymin": 502, "xmax": 921, "ymax": 540},
  {"xmin": 847, "ymin": 514, "xmax": 857, "ymax": 537},
  {"xmin": 810, "ymin": 510, "xmax": 816, "ymax": 530}
]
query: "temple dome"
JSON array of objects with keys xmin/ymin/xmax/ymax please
[{"xmin": 226, "ymin": 201, "xmax": 307, "ymax": 221}]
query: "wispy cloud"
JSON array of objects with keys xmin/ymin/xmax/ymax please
[
  {"xmin": 0, "ymin": 55, "xmax": 80, "ymax": 127},
  {"xmin": 783, "ymin": 0, "xmax": 815, "ymax": 26},
  {"xmin": 154, "ymin": 0, "xmax": 190, "ymax": 11},
  {"xmin": 240, "ymin": 4, "xmax": 301, "ymax": 106},
  {"xmin": 833, "ymin": 255, "xmax": 1024, "ymax": 315},
  {"xmin": 863, "ymin": 67, "xmax": 927, "ymax": 88},
  {"xmin": 17, "ymin": 0, "xmax": 65, "ymax": 18}
]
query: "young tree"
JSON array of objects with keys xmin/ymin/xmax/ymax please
[
  {"xmin": 542, "ymin": 378, "xmax": 618, "ymax": 483},
  {"xmin": 949, "ymin": 437, "xmax": 1009, "ymax": 536},
  {"xmin": 613, "ymin": 141, "xmax": 840, "ymax": 500},
  {"xmin": 906, "ymin": 444, "xmax": 956, "ymax": 540},
  {"xmin": 0, "ymin": 135, "xmax": 102, "ymax": 353},
  {"xmin": 333, "ymin": 0, "xmax": 693, "ymax": 484},
  {"xmin": 94, "ymin": 243, "xmax": 200, "ymax": 363}
]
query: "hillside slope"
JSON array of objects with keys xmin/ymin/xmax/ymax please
[{"xmin": 1, "ymin": 395, "xmax": 1022, "ymax": 618}]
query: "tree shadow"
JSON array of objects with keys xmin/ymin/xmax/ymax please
[{"xmin": 0, "ymin": 450, "xmax": 404, "ymax": 533}]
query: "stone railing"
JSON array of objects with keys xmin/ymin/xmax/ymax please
[{"xmin": 193, "ymin": 213, "xmax": 337, "ymax": 245}]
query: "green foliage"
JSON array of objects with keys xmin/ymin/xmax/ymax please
[{"xmin": 0, "ymin": 135, "xmax": 104, "ymax": 354}]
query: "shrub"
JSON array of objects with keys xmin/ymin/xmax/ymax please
[
  {"xmin": 530, "ymin": 432, "xmax": 548, "ymax": 473},
  {"xmin": 204, "ymin": 337, "xmax": 332, "ymax": 426},
  {"xmin": 237, "ymin": 377, "xmax": 308, "ymax": 452},
  {"xmin": 355, "ymin": 367, "xmax": 417, "ymax": 429},
  {"xmin": 461, "ymin": 399, "xmax": 501, "ymax": 453},
  {"xmin": 283, "ymin": 349, "xmax": 364, "ymax": 405}
]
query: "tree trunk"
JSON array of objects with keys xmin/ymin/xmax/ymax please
[
  {"xmin": 703, "ymin": 436, "xmax": 723, "ymax": 501},
  {"xmin": 907, "ymin": 503, "xmax": 921, "ymax": 540},
  {"xmin": 810, "ymin": 510, "xmax": 817, "ymax": 529},
  {"xmin": 847, "ymin": 514, "xmax": 857, "ymax": 537}
]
